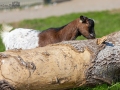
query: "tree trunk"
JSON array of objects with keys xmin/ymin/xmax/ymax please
[{"xmin": 0, "ymin": 31, "xmax": 120, "ymax": 90}]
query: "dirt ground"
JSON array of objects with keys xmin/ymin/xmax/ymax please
[{"xmin": 0, "ymin": 0, "xmax": 120, "ymax": 23}]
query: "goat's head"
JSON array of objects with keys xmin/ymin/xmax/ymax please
[{"xmin": 77, "ymin": 15, "xmax": 96, "ymax": 39}]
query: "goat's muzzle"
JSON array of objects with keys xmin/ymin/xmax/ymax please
[{"xmin": 90, "ymin": 33, "xmax": 96, "ymax": 39}]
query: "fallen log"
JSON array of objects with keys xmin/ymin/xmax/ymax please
[{"xmin": 0, "ymin": 31, "xmax": 120, "ymax": 90}]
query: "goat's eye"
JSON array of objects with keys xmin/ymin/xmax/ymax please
[
  {"xmin": 86, "ymin": 22, "xmax": 89, "ymax": 24},
  {"xmin": 89, "ymin": 23, "xmax": 91, "ymax": 27}
]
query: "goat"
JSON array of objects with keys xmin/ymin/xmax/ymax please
[{"xmin": 0, "ymin": 15, "xmax": 95, "ymax": 50}]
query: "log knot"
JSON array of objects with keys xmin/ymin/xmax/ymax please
[
  {"xmin": 16, "ymin": 56, "xmax": 36, "ymax": 71},
  {"xmin": 0, "ymin": 80, "xmax": 15, "ymax": 90},
  {"xmin": 0, "ymin": 53, "xmax": 9, "ymax": 58},
  {"xmin": 15, "ymin": 56, "xmax": 36, "ymax": 77}
]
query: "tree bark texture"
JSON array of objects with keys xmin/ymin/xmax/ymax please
[{"xmin": 0, "ymin": 31, "xmax": 120, "ymax": 90}]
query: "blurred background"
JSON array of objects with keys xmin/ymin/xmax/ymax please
[
  {"xmin": 0, "ymin": 0, "xmax": 120, "ymax": 90},
  {"xmin": 0, "ymin": 0, "xmax": 120, "ymax": 23}
]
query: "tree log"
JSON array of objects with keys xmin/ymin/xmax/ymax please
[{"xmin": 0, "ymin": 31, "xmax": 120, "ymax": 90}]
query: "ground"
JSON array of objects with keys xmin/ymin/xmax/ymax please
[{"xmin": 0, "ymin": 0, "xmax": 120, "ymax": 23}]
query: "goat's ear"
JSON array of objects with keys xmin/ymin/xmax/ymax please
[{"xmin": 80, "ymin": 15, "xmax": 88, "ymax": 23}]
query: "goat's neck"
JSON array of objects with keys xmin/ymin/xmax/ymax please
[{"xmin": 58, "ymin": 19, "xmax": 79, "ymax": 41}]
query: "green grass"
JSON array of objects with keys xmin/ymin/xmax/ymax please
[
  {"xmin": 0, "ymin": 9, "xmax": 120, "ymax": 89},
  {"xmin": 10, "ymin": 10, "xmax": 120, "ymax": 38},
  {"xmin": 72, "ymin": 84, "xmax": 109, "ymax": 90},
  {"xmin": 1, "ymin": 10, "xmax": 120, "ymax": 51}
]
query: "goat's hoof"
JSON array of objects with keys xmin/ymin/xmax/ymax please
[{"xmin": 0, "ymin": 80, "xmax": 15, "ymax": 90}]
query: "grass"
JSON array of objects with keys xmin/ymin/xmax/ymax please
[
  {"xmin": 1, "ymin": 10, "xmax": 120, "ymax": 51},
  {"xmin": 10, "ymin": 10, "xmax": 120, "ymax": 38},
  {"xmin": 0, "ymin": 9, "xmax": 120, "ymax": 89},
  {"xmin": 72, "ymin": 83, "xmax": 120, "ymax": 90}
]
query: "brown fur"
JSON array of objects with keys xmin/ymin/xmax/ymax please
[{"xmin": 38, "ymin": 16, "xmax": 95, "ymax": 47}]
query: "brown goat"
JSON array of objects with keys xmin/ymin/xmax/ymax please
[
  {"xmin": 1, "ymin": 15, "xmax": 95, "ymax": 50},
  {"xmin": 38, "ymin": 15, "xmax": 95, "ymax": 46}
]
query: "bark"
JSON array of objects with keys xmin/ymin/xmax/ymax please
[{"xmin": 0, "ymin": 31, "xmax": 120, "ymax": 90}]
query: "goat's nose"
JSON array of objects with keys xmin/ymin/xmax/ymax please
[
  {"xmin": 90, "ymin": 33, "xmax": 94, "ymax": 37},
  {"xmin": 90, "ymin": 33, "xmax": 95, "ymax": 39}
]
